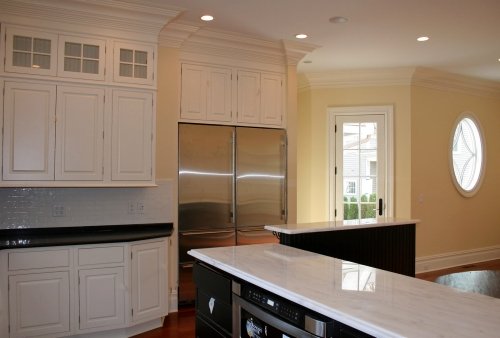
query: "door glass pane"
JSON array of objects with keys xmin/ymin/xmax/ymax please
[
  {"xmin": 13, "ymin": 36, "xmax": 32, "ymax": 51},
  {"xmin": 342, "ymin": 122, "xmax": 378, "ymax": 221},
  {"xmin": 33, "ymin": 38, "xmax": 51, "ymax": 54},
  {"xmin": 33, "ymin": 54, "xmax": 50, "ymax": 69},
  {"xmin": 13, "ymin": 52, "xmax": 31, "ymax": 67},
  {"xmin": 120, "ymin": 49, "xmax": 133, "ymax": 62},
  {"xmin": 83, "ymin": 44, "xmax": 99, "ymax": 59},
  {"xmin": 134, "ymin": 50, "xmax": 148, "ymax": 64},
  {"xmin": 65, "ymin": 42, "xmax": 81, "ymax": 57}
]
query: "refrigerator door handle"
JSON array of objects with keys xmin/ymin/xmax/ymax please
[
  {"xmin": 281, "ymin": 134, "xmax": 287, "ymax": 221},
  {"xmin": 231, "ymin": 129, "xmax": 236, "ymax": 225},
  {"xmin": 180, "ymin": 229, "xmax": 235, "ymax": 236}
]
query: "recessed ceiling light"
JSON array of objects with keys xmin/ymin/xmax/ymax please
[
  {"xmin": 417, "ymin": 36, "xmax": 429, "ymax": 42},
  {"xmin": 295, "ymin": 33, "xmax": 308, "ymax": 39},
  {"xmin": 201, "ymin": 15, "xmax": 214, "ymax": 21},
  {"xmin": 329, "ymin": 16, "xmax": 348, "ymax": 24}
]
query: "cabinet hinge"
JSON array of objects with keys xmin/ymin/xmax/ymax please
[
  {"xmin": 131, "ymin": 308, "xmax": 134, "ymax": 317},
  {"xmin": 334, "ymin": 209, "xmax": 337, "ymax": 217},
  {"xmin": 335, "ymin": 166, "xmax": 337, "ymax": 175},
  {"xmin": 335, "ymin": 124, "xmax": 337, "ymax": 133},
  {"xmin": 131, "ymin": 252, "xmax": 133, "ymax": 260}
]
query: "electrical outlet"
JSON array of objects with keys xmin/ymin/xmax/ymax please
[
  {"xmin": 128, "ymin": 201, "xmax": 136, "ymax": 214},
  {"xmin": 52, "ymin": 205, "xmax": 66, "ymax": 217},
  {"xmin": 136, "ymin": 201, "xmax": 145, "ymax": 214}
]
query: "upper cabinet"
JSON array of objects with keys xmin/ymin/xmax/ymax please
[
  {"xmin": 0, "ymin": 21, "xmax": 158, "ymax": 187},
  {"xmin": 114, "ymin": 42, "xmax": 155, "ymax": 86},
  {"xmin": 180, "ymin": 63, "xmax": 232, "ymax": 122},
  {"xmin": 5, "ymin": 26, "xmax": 58, "ymax": 76},
  {"xmin": 237, "ymin": 70, "xmax": 284, "ymax": 126},
  {"xmin": 58, "ymin": 35, "xmax": 106, "ymax": 81},
  {"xmin": 180, "ymin": 63, "xmax": 284, "ymax": 127}
]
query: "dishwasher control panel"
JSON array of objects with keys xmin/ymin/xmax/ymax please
[{"xmin": 243, "ymin": 284, "xmax": 304, "ymax": 325}]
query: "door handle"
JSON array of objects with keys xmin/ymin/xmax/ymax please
[{"xmin": 378, "ymin": 198, "xmax": 383, "ymax": 216}]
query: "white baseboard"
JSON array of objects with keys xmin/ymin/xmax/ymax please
[
  {"xmin": 169, "ymin": 289, "xmax": 178, "ymax": 313},
  {"xmin": 416, "ymin": 245, "xmax": 500, "ymax": 274}
]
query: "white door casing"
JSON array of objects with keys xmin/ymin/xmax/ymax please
[{"xmin": 328, "ymin": 106, "xmax": 394, "ymax": 221}]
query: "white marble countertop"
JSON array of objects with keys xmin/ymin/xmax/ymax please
[
  {"xmin": 189, "ymin": 243, "xmax": 500, "ymax": 338},
  {"xmin": 265, "ymin": 217, "xmax": 419, "ymax": 234}
]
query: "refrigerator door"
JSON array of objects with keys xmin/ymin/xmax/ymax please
[
  {"xmin": 236, "ymin": 226, "xmax": 279, "ymax": 246},
  {"xmin": 178, "ymin": 123, "xmax": 235, "ymax": 232},
  {"xmin": 236, "ymin": 127, "xmax": 287, "ymax": 227},
  {"xmin": 178, "ymin": 229, "xmax": 236, "ymax": 305}
]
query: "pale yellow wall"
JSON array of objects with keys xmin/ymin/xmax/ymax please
[
  {"xmin": 156, "ymin": 46, "xmax": 180, "ymax": 301},
  {"xmin": 411, "ymin": 85, "xmax": 500, "ymax": 257},
  {"xmin": 297, "ymin": 85, "xmax": 412, "ymax": 222}
]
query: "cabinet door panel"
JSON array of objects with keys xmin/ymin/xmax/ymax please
[
  {"xmin": 55, "ymin": 86, "xmax": 104, "ymax": 180},
  {"xmin": 237, "ymin": 70, "xmax": 260, "ymax": 124},
  {"xmin": 131, "ymin": 241, "xmax": 166, "ymax": 322},
  {"xmin": 181, "ymin": 64, "xmax": 207, "ymax": 120},
  {"xmin": 260, "ymin": 73, "xmax": 283, "ymax": 126},
  {"xmin": 3, "ymin": 82, "xmax": 56, "ymax": 180},
  {"xmin": 111, "ymin": 90, "xmax": 153, "ymax": 181},
  {"xmin": 5, "ymin": 27, "xmax": 58, "ymax": 76},
  {"xmin": 207, "ymin": 68, "xmax": 232, "ymax": 122},
  {"xmin": 58, "ymin": 35, "xmax": 106, "ymax": 80},
  {"xmin": 9, "ymin": 272, "xmax": 70, "ymax": 337},
  {"xmin": 79, "ymin": 267, "xmax": 125, "ymax": 330}
]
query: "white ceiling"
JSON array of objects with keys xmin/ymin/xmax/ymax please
[{"xmin": 158, "ymin": 0, "xmax": 500, "ymax": 82}]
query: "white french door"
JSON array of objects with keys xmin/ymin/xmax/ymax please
[{"xmin": 329, "ymin": 106, "xmax": 393, "ymax": 221}]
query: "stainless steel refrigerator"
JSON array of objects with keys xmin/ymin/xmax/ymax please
[{"xmin": 178, "ymin": 123, "xmax": 286, "ymax": 304}]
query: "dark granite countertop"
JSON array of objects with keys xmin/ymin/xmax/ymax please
[{"xmin": 0, "ymin": 223, "xmax": 173, "ymax": 250}]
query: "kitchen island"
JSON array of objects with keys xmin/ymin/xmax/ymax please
[
  {"xmin": 189, "ymin": 243, "xmax": 500, "ymax": 338},
  {"xmin": 265, "ymin": 218, "xmax": 418, "ymax": 276}
]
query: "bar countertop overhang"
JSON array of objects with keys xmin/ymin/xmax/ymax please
[{"xmin": 265, "ymin": 218, "xmax": 419, "ymax": 234}]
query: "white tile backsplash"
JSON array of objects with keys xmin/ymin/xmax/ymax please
[{"xmin": 0, "ymin": 180, "xmax": 173, "ymax": 229}]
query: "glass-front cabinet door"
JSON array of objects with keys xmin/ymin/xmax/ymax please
[
  {"xmin": 113, "ymin": 42, "xmax": 154, "ymax": 85},
  {"xmin": 5, "ymin": 26, "xmax": 58, "ymax": 76},
  {"xmin": 58, "ymin": 35, "xmax": 106, "ymax": 80}
]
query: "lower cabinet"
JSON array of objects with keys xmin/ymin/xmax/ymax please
[
  {"xmin": 78, "ymin": 267, "xmax": 125, "ymax": 330},
  {"xmin": 0, "ymin": 238, "xmax": 168, "ymax": 338},
  {"xmin": 131, "ymin": 241, "xmax": 166, "ymax": 323},
  {"xmin": 8, "ymin": 272, "xmax": 70, "ymax": 338}
]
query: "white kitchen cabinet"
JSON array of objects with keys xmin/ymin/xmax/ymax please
[
  {"xmin": 113, "ymin": 42, "xmax": 155, "ymax": 86},
  {"xmin": 55, "ymin": 86, "xmax": 105, "ymax": 181},
  {"xmin": 8, "ymin": 272, "xmax": 70, "ymax": 338},
  {"xmin": 2, "ymin": 81, "xmax": 56, "ymax": 180},
  {"xmin": 78, "ymin": 267, "xmax": 125, "ymax": 330},
  {"xmin": 5, "ymin": 26, "xmax": 58, "ymax": 76},
  {"xmin": 111, "ymin": 90, "xmax": 154, "ymax": 181},
  {"xmin": 58, "ymin": 35, "xmax": 106, "ymax": 81},
  {"xmin": 2, "ymin": 82, "xmax": 105, "ymax": 182},
  {"xmin": 180, "ymin": 63, "xmax": 232, "ymax": 122},
  {"xmin": 237, "ymin": 70, "xmax": 283, "ymax": 126},
  {"xmin": 131, "ymin": 241, "xmax": 167, "ymax": 323}
]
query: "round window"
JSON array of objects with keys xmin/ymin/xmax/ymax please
[{"xmin": 450, "ymin": 113, "xmax": 485, "ymax": 197}]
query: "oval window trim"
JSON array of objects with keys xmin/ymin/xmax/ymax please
[{"xmin": 449, "ymin": 112, "xmax": 485, "ymax": 197}]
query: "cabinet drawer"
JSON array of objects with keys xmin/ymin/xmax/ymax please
[
  {"xmin": 78, "ymin": 246, "xmax": 124, "ymax": 266},
  {"xmin": 9, "ymin": 249, "xmax": 70, "ymax": 270},
  {"xmin": 193, "ymin": 262, "xmax": 231, "ymax": 303}
]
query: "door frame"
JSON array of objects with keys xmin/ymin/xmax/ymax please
[{"xmin": 328, "ymin": 105, "xmax": 394, "ymax": 221}]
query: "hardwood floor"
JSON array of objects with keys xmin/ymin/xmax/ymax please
[{"xmin": 133, "ymin": 259, "xmax": 500, "ymax": 338}]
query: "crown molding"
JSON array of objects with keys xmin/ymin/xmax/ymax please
[
  {"xmin": 0, "ymin": 0, "xmax": 181, "ymax": 41},
  {"xmin": 282, "ymin": 40, "xmax": 320, "ymax": 66},
  {"xmin": 159, "ymin": 22, "xmax": 200, "ymax": 48},
  {"xmin": 180, "ymin": 27, "xmax": 286, "ymax": 67},
  {"xmin": 298, "ymin": 67, "xmax": 415, "ymax": 91},
  {"xmin": 412, "ymin": 67, "xmax": 500, "ymax": 98}
]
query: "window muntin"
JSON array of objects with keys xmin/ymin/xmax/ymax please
[{"xmin": 450, "ymin": 113, "xmax": 485, "ymax": 197}]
